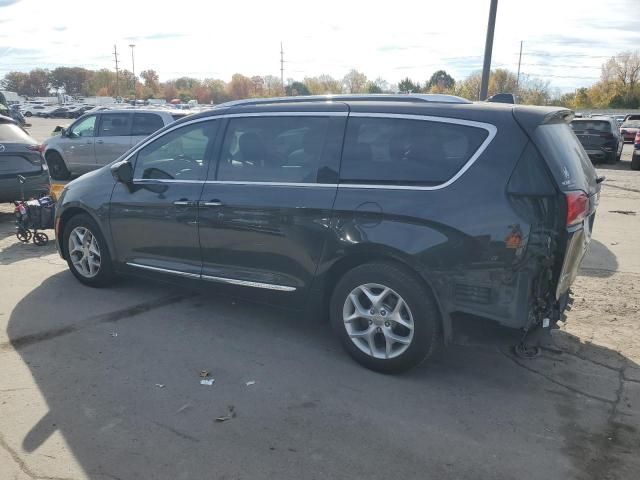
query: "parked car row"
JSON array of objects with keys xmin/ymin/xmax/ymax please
[
  {"xmin": 53, "ymin": 94, "xmax": 599, "ymax": 372},
  {"xmin": 569, "ymin": 116, "xmax": 623, "ymax": 164}
]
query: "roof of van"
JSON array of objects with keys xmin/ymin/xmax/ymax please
[{"xmin": 177, "ymin": 94, "xmax": 572, "ymax": 129}]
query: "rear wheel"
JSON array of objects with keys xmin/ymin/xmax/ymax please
[
  {"xmin": 631, "ymin": 153, "xmax": 640, "ymax": 171},
  {"xmin": 24, "ymin": 111, "xmax": 32, "ymax": 117},
  {"xmin": 605, "ymin": 151, "xmax": 617, "ymax": 164},
  {"xmin": 46, "ymin": 151, "xmax": 71, "ymax": 180},
  {"xmin": 330, "ymin": 262, "xmax": 440, "ymax": 373},
  {"xmin": 63, "ymin": 214, "xmax": 115, "ymax": 287}
]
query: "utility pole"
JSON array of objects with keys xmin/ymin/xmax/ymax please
[
  {"xmin": 129, "ymin": 44, "xmax": 136, "ymax": 105},
  {"xmin": 280, "ymin": 42, "xmax": 284, "ymax": 92},
  {"xmin": 516, "ymin": 40, "xmax": 523, "ymax": 91},
  {"xmin": 479, "ymin": 0, "xmax": 498, "ymax": 100},
  {"xmin": 113, "ymin": 44, "xmax": 120, "ymax": 98}
]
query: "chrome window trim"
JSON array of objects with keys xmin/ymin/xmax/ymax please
[
  {"xmin": 201, "ymin": 274, "xmax": 296, "ymax": 292},
  {"xmin": 125, "ymin": 111, "xmax": 497, "ymax": 191},
  {"xmin": 340, "ymin": 113, "xmax": 497, "ymax": 191},
  {"xmin": 126, "ymin": 262, "xmax": 200, "ymax": 279},
  {"xmin": 126, "ymin": 262, "xmax": 296, "ymax": 292}
]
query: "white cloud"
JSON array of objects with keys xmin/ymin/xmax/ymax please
[{"xmin": 1, "ymin": 0, "xmax": 639, "ymax": 92}]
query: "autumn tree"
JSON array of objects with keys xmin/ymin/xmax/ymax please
[
  {"xmin": 1, "ymin": 71, "xmax": 30, "ymax": 94},
  {"xmin": 140, "ymin": 69, "xmax": 160, "ymax": 95},
  {"xmin": 227, "ymin": 73, "xmax": 254, "ymax": 99},
  {"xmin": 50, "ymin": 67, "xmax": 92, "ymax": 96},
  {"xmin": 304, "ymin": 75, "xmax": 342, "ymax": 95},
  {"xmin": 343, "ymin": 69, "xmax": 367, "ymax": 94}
]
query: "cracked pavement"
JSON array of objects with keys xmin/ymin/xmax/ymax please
[{"xmin": 0, "ymin": 133, "xmax": 639, "ymax": 479}]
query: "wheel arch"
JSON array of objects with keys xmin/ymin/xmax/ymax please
[
  {"xmin": 319, "ymin": 246, "xmax": 451, "ymax": 341},
  {"xmin": 57, "ymin": 206, "xmax": 114, "ymax": 261}
]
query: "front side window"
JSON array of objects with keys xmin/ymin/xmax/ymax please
[
  {"xmin": 133, "ymin": 121, "xmax": 218, "ymax": 181},
  {"xmin": 340, "ymin": 117, "xmax": 489, "ymax": 186},
  {"xmin": 98, "ymin": 113, "xmax": 132, "ymax": 137},
  {"xmin": 217, "ymin": 116, "xmax": 331, "ymax": 183},
  {"xmin": 69, "ymin": 115, "xmax": 97, "ymax": 138},
  {"xmin": 132, "ymin": 113, "xmax": 165, "ymax": 136}
]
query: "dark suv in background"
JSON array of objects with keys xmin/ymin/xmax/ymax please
[
  {"xmin": 54, "ymin": 95, "xmax": 599, "ymax": 372},
  {"xmin": 570, "ymin": 117, "xmax": 623, "ymax": 164}
]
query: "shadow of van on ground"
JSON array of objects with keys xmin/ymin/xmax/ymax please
[{"xmin": 4, "ymin": 272, "xmax": 639, "ymax": 480}]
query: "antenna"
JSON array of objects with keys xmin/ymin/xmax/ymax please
[
  {"xmin": 113, "ymin": 44, "xmax": 120, "ymax": 97},
  {"xmin": 280, "ymin": 42, "xmax": 284, "ymax": 91}
]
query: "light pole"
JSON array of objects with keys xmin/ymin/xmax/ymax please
[
  {"xmin": 479, "ymin": 0, "xmax": 498, "ymax": 100},
  {"xmin": 129, "ymin": 44, "xmax": 136, "ymax": 105}
]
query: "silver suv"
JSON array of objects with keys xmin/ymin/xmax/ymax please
[{"xmin": 43, "ymin": 109, "xmax": 184, "ymax": 179}]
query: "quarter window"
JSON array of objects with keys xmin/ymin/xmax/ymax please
[
  {"xmin": 133, "ymin": 121, "xmax": 217, "ymax": 181},
  {"xmin": 340, "ymin": 117, "xmax": 489, "ymax": 185},
  {"xmin": 98, "ymin": 113, "xmax": 131, "ymax": 137},
  {"xmin": 217, "ymin": 116, "xmax": 331, "ymax": 183},
  {"xmin": 132, "ymin": 113, "xmax": 165, "ymax": 136},
  {"xmin": 69, "ymin": 115, "xmax": 97, "ymax": 138}
]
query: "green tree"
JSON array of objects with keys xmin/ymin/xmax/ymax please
[
  {"xmin": 50, "ymin": 67, "xmax": 92, "ymax": 96},
  {"xmin": 1, "ymin": 71, "xmax": 30, "ymax": 94},
  {"xmin": 427, "ymin": 70, "xmax": 455, "ymax": 91},
  {"xmin": 286, "ymin": 81, "xmax": 310, "ymax": 96},
  {"xmin": 366, "ymin": 82, "xmax": 383, "ymax": 93},
  {"xmin": 398, "ymin": 77, "xmax": 418, "ymax": 93}
]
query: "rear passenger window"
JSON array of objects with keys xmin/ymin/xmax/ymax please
[
  {"xmin": 132, "ymin": 113, "xmax": 165, "ymax": 136},
  {"xmin": 340, "ymin": 117, "xmax": 489, "ymax": 185},
  {"xmin": 217, "ymin": 116, "xmax": 332, "ymax": 183},
  {"xmin": 98, "ymin": 113, "xmax": 131, "ymax": 137}
]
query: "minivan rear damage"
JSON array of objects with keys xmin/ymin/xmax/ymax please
[{"xmin": 506, "ymin": 108, "xmax": 600, "ymax": 356}]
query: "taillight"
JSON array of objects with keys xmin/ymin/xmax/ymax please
[
  {"xmin": 565, "ymin": 191, "xmax": 589, "ymax": 226},
  {"xmin": 28, "ymin": 145, "xmax": 45, "ymax": 154},
  {"xmin": 635, "ymin": 132, "xmax": 640, "ymax": 144}
]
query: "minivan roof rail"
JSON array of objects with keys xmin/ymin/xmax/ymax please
[{"xmin": 214, "ymin": 94, "xmax": 472, "ymax": 109}]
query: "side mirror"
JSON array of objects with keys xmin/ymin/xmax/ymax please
[
  {"xmin": 111, "ymin": 160, "xmax": 133, "ymax": 184},
  {"xmin": 60, "ymin": 127, "xmax": 67, "ymax": 137}
]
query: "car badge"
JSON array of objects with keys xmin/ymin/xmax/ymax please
[{"xmin": 0, "ymin": 144, "xmax": 5, "ymax": 152}]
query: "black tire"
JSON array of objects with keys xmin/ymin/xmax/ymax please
[
  {"xmin": 329, "ymin": 262, "xmax": 440, "ymax": 373},
  {"xmin": 46, "ymin": 151, "xmax": 71, "ymax": 180},
  {"xmin": 33, "ymin": 232, "xmax": 48, "ymax": 246},
  {"xmin": 62, "ymin": 213, "xmax": 116, "ymax": 287},
  {"xmin": 605, "ymin": 151, "xmax": 617, "ymax": 165},
  {"xmin": 631, "ymin": 153, "xmax": 640, "ymax": 171},
  {"xmin": 24, "ymin": 111, "xmax": 32, "ymax": 117}
]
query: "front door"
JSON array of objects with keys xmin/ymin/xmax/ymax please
[
  {"xmin": 61, "ymin": 114, "xmax": 97, "ymax": 171},
  {"xmin": 109, "ymin": 119, "xmax": 220, "ymax": 277},
  {"xmin": 95, "ymin": 112, "xmax": 133, "ymax": 166},
  {"xmin": 197, "ymin": 111, "xmax": 346, "ymax": 302}
]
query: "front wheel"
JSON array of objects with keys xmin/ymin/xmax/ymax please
[
  {"xmin": 330, "ymin": 262, "xmax": 440, "ymax": 373},
  {"xmin": 63, "ymin": 214, "xmax": 115, "ymax": 287}
]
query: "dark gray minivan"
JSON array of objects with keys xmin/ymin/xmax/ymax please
[{"xmin": 54, "ymin": 95, "xmax": 599, "ymax": 372}]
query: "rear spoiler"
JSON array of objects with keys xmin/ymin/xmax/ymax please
[{"xmin": 512, "ymin": 106, "xmax": 574, "ymax": 136}]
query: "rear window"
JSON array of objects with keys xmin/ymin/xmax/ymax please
[
  {"xmin": 340, "ymin": 117, "xmax": 489, "ymax": 185},
  {"xmin": 570, "ymin": 120, "xmax": 611, "ymax": 132},
  {"xmin": 0, "ymin": 123, "xmax": 33, "ymax": 143},
  {"xmin": 622, "ymin": 121, "xmax": 640, "ymax": 128},
  {"xmin": 534, "ymin": 123, "xmax": 596, "ymax": 192}
]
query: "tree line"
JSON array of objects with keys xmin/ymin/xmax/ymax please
[{"xmin": 1, "ymin": 50, "xmax": 638, "ymax": 108}]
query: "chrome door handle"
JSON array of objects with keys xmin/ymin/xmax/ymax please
[
  {"xmin": 199, "ymin": 200, "xmax": 223, "ymax": 207},
  {"xmin": 173, "ymin": 200, "xmax": 195, "ymax": 206}
]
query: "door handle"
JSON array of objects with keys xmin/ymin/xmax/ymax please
[
  {"xmin": 96, "ymin": 140, "xmax": 104, "ymax": 144},
  {"xmin": 173, "ymin": 200, "xmax": 195, "ymax": 206},
  {"xmin": 199, "ymin": 200, "xmax": 224, "ymax": 207}
]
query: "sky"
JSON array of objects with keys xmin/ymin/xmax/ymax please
[{"xmin": 1, "ymin": 0, "xmax": 639, "ymax": 93}]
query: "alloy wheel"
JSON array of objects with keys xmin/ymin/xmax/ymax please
[
  {"xmin": 342, "ymin": 283, "xmax": 415, "ymax": 359},
  {"xmin": 68, "ymin": 226, "xmax": 101, "ymax": 278}
]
